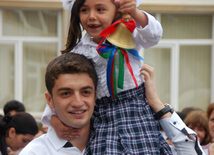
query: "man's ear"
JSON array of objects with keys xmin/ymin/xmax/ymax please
[
  {"xmin": 8, "ymin": 127, "xmax": 16, "ymax": 138},
  {"xmin": 45, "ymin": 92, "xmax": 54, "ymax": 109}
]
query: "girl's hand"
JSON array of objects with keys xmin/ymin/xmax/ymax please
[
  {"xmin": 51, "ymin": 115, "xmax": 80, "ymax": 141},
  {"xmin": 115, "ymin": 0, "xmax": 148, "ymax": 27},
  {"xmin": 140, "ymin": 64, "xmax": 165, "ymax": 113},
  {"xmin": 116, "ymin": 0, "xmax": 138, "ymax": 18}
]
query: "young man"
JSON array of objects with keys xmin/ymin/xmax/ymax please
[
  {"xmin": 19, "ymin": 53, "xmax": 98, "ymax": 154},
  {"xmin": 20, "ymin": 53, "xmax": 205, "ymax": 154}
]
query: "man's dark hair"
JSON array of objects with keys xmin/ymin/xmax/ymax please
[{"xmin": 3, "ymin": 100, "xmax": 25, "ymax": 115}]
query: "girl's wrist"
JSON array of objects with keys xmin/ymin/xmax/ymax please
[{"xmin": 147, "ymin": 98, "xmax": 165, "ymax": 113}]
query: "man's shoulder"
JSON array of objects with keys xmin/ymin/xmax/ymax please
[{"xmin": 19, "ymin": 134, "xmax": 48, "ymax": 154}]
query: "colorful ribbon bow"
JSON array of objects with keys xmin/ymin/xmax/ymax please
[{"xmin": 97, "ymin": 19, "xmax": 145, "ymax": 99}]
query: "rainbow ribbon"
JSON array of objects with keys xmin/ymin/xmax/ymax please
[
  {"xmin": 97, "ymin": 44, "xmax": 145, "ymax": 99},
  {"xmin": 97, "ymin": 18, "xmax": 145, "ymax": 98}
]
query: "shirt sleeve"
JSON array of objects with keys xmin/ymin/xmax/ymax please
[
  {"xmin": 133, "ymin": 11, "xmax": 163, "ymax": 50},
  {"xmin": 159, "ymin": 112, "xmax": 206, "ymax": 155},
  {"xmin": 41, "ymin": 104, "xmax": 56, "ymax": 127}
]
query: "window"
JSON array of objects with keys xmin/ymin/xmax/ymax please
[
  {"xmin": 0, "ymin": 44, "xmax": 15, "ymax": 104},
  {"xmin": 0, "ymin": 8, "xmax": 61, "ymax": 115},
  {"xmin": 144, "ymin": 13, "xmax": 213, "ymax": 111}
]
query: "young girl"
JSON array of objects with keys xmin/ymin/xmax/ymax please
[
  {"xmin": 0, "ymin": 112, "xmax": 38, "ymax": 155},
  {"xmin": 42, "ymin": 0, "xmax": 172, "ymax": 154}
]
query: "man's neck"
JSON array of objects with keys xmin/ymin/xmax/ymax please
[{"xmin": 69, "ymin": 125, "xmax": 90, "ymax": 152}]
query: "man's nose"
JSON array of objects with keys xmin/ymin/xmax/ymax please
[{"xmin": 71, "ymin": 93, "xmax": 84, "ymax": 107}]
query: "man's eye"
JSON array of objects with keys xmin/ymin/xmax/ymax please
[
  {"xmin": 61, "ymin": 92, "xmax": 70, "ymax": 96},
  {"xmin": 98, "ymin": 8, "xmax": 105, "ymax": 12},
  {"xmin": 82, "ymin": 90, "xmax": 91, "ymax": 96}
]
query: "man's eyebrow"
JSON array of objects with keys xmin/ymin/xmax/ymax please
[
  {"xmin": 57, "ymin": 86, "xmax": 94, "ymax": 92},
  {"xmin": 57, "ymin": 87, "xmax": 72, "ymax": 92},
  {"xmin": 81, "ymin": 86, "xmax": 94, "ymax": 91}
]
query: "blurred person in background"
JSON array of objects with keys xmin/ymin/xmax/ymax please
[
  {"xmin": 3, "ymin": 100, "xmax": 26, "ymax": 155},
  {"xmin": 184, "ymin": 110, "xmax": 212, "ymax": 154},
  {"xmin": 3, "ymin": 100, "xmax": 25, "ymax": 116},
  {"xmin": 206, "ymin": 103, "xmax": 214, "ymax": 154},
  {"xmin": 0, "ymin": 112, "xmax": 38, "ymax": 155},
  {"xmin": 181, "ymin": 106, "xmax": 201, "ymax": 117}
]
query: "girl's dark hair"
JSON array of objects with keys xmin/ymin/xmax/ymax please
[
  {"xmin": 61, "ymin": 0, "xmax": 85, "ymax": 54},
  {"xmin": 0, "ymin": 112, "xmax": 38, "ymax": 155}
]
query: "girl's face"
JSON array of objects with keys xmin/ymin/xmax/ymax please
[
  {"xmin": 6, "ymin": 128, "xmax": 35, "ymax": 151},
  {"xmin": 79, "ymin": 0, "xmax": 117, "ymax": 43},
  {"xmin": 188, "ymin": 124, "xmax": 206, "ymax": 144}
]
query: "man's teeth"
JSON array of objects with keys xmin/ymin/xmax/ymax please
[{"xmin": 71, "ymin": 111, "xmax": 84, "ymax": 114}]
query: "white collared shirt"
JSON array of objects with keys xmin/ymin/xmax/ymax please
[
  {"xmin": 160, "ymin": 112, "xmax": 206, "ymax": 155},
  {"xmin": 19, "ymin": 126, "xmax": 84, "ymax": 155}
]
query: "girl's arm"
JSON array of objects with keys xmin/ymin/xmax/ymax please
[{"xmin": 140, "ymin": 64, "xmax": 206, "ymax": 155}]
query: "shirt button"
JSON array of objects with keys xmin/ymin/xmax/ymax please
[
  {"xmin": 173, "ymin": 121, "xmax": 176, "ymax": 125},
  {"xmin": 185, "ymin": 139, "xmax": 188, "ymax": 142}
]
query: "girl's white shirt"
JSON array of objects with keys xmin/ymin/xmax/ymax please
[{"xmin": 71, "ymin": 11, "xmax": 163, "ymax": 99}]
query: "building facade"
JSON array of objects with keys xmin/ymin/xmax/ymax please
[{"xmin": 0, "ymin": 0, "xmax": 213, "ymax": 117}]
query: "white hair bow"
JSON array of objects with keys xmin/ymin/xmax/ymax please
[
  {"xmin": 61, "ymin": 0, "xmax": 76, "ymax": 12},
  {"xmin": 61, "ymin": 0, "xmax": 143, "ymax": 11},
  {"xmin": 136, "ymin": 0, "xmax": 143, "ymax": 7}
]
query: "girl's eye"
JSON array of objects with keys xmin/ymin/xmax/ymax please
[{"xmin": 80, "ymin": 7, "xmax": 88, "ymax": 13}]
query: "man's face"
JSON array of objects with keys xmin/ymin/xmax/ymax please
[{"xmin": 46, "ymin": 73, "xmax": 96, "ymax": 129}]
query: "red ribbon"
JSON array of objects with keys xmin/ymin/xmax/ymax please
[
  {"xmin": 120, "ymin": 49, "xmax": 138, "ymax": 87},
  {"xmin": 97, "ymin": 19, "xmax": 136, "ymax": 49}
]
